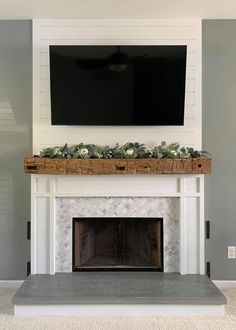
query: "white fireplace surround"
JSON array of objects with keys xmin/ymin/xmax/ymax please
[{"xmin": 31, "ymin": 174, "xmax": 204, "ymax": 275}]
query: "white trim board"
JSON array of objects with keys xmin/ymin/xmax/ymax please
[
  {"xmin": 14, "ymin": 303, "xmax": 225, "ymax": 317},
  {"xmin": 0, "ymin": 281, "xmax": 24, "ymax": 288},
  {"xmin": 213, "ymin": 281, "xmax": 236, "ymax": 289}
]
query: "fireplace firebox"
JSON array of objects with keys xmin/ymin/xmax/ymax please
[{"xmin": 73, "ymin": 217, "xmax": 163, "ymax": 271}]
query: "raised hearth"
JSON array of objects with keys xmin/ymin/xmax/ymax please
[{"xmin": 12, "ymin": 272, "xmax": 226, "ymax": 316}]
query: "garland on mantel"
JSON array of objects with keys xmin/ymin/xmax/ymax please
[{"xmin": 38, "ymin": 142, "xmax": 210, "ymax": 160}]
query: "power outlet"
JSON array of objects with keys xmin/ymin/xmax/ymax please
[{"xmin": 228, "ymin": 246, "xmax": 236, "ymax": 259}]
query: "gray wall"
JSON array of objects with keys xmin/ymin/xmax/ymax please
[
  {"xmin": 0, "ymin": 21, "xmax": 32, "ymax": 280},
  {"xmin": 203, "ymin": 20, "xmax": 236, "ymax": 280}
]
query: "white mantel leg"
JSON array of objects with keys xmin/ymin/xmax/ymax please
[
  {"xmin": 179, "ymin": 176, "xmax": 205, "ymax": 275},
  {"xmin": 179, "ymin": 178, "xmax": 187, "ymax": 274},
  {"xmin": 31, "ymin": 177, "xmax": 37, "ymax": 275},
  {"xmin": 49, "ymin": 178, "xmax": 56, "ymax": 275},
  {"xmin": 199, "ymin": 176, "xmax": 205, "ymax": 275}
]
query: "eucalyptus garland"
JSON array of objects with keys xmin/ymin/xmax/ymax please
[{"xmin": 38, "ymin": 142, "xmax": 210, "ymax": 160}]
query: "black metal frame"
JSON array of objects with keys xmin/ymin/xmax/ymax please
[{"xmin": 72, "ymin": 217, "xmax": 163, "ymax": 272}]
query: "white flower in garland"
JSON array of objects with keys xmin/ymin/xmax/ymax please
[
  {"xmin": 53, "ymin": 147, "xmax": 62, "ymax": 156},
  {"xmin": 80, "ymin": 148, "xmax": 89, "ymax": 156},
  {"xmin": 144, "ymin": 146, "xmax": 153, "ymax": 157},
  {"xmin": 126, "ymin": 148, "xmax": 134, "ymax": 156},
  {"xmin": 80, "ymin": 148, "xmax": 88, "ymax": 155}
]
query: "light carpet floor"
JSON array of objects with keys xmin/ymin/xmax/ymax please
[{"xmin": 0, "ymin": 288, "xmax": 236, "ymax": 330}]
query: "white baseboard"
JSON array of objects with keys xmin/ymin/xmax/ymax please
[
  {"xmin": 213, "ymin": 281, "xmax": 236, "ymax": 289},
  {"xmin": 0, "ymin": 281, "xmax": 24, "ymax": 288}
]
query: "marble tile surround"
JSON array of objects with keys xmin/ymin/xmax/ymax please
[{"xmin": 55, "ymin": 197, "xmax": 179, "ymax": 273}]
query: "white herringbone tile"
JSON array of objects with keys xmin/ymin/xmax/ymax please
[{"xmin": 55, "ymin": 197, "xmax": 179, "ymax": 272}]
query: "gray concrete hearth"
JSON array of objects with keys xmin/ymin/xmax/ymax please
[{"xmin": 13, "ymin": 272, "xmax": 226, "ymax": 306}]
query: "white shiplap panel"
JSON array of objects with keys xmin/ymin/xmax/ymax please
[
  {"xmin": 32, "ymin": 126, "xmax": 201, "ymax": 154},
  {"xmin": 187, "ymin": 79, "xmax": 195, "ymax": 92},
  {"xmin": 40, "ymin": 52, "xmax": 49, "ymax": 66},
  {"xmin": 185, "ymin": 92, "xmax": 195, "ymax": 107},
  {"xmin": 39, "ymin": 91, "xmax": 50, "ymax": 106},
  {"xmin": 33, "ymin": 19, "xmax": 202, "ymax": 152},
  {"xmin": 39, "ymin": 78, "xmax": 49, "ymax": 92},
  {"xmin": 185, "ymin": 106, "xmax": 197, "ymax": 120},
  {"xmin": 37, "ymin": 19, "xmax": 199, "ymax": 28},
  {"xmin": 186, "ymin": 65, "xmax": 195, "ymax": 80},
  {"xmin": 40, "ymin": 105, "xmax": 50, "ymax": 119},
  {"xmin": 38, "ymin": 26, "xmax": 196, "ymax": 41},
  {"xmin": 38, "ymin": 39, "xmax": 198, "ymax": 49},
  {"xmin": 39, "ymin": 65, "xmax": 49, "ymax": 79}
]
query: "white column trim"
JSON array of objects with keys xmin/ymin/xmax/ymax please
[
  {"xmin": 179, "ymin": 177, "xmax": 187, "ymax": 275},
  {"xmin": 49, "ymin": 178, "xmax": 56, "ymax": 274},
  {"xmin": 31, "ymin": 177, "xmax": 37, "ymax": 275},
  {"xmin": 199, "ymin": 175, "xmax": 205, "ymax": 275}
]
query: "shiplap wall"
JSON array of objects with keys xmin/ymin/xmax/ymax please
[{"xmin": 33, "ymin": 19, "xmax": 202, "ymax": 153}]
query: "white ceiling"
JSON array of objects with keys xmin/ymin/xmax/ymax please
[{"xmin": 0, "ymin": 0, "xmax": 236, "ymax": 19}]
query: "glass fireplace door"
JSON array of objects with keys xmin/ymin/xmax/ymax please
[{"xmin": 73, "ymin": 217, "xmax": 163, "ymax": 271}]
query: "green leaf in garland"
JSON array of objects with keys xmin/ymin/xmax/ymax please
[{"xmin": 37, "ymin": 142, "xmax": 210, "ymax": 160}]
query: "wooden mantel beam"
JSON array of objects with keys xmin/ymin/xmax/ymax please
[{"xmin": 24, "ymin": 157, "xmax": 211, "ymax": 175}]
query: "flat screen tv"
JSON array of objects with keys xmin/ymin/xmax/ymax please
[{"xmin": 49, "ymin": 45, "xmax": 187, "ymax": 125}]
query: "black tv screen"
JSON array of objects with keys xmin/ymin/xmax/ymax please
[{"xmin": 49, "ymin": 45, "xmax": 187, "ymax": 125}]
